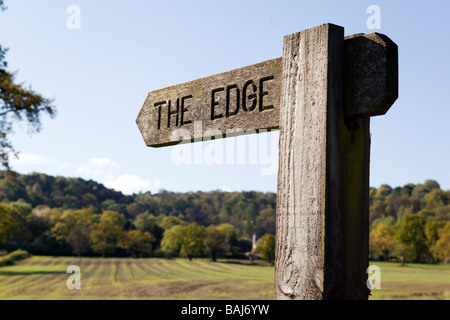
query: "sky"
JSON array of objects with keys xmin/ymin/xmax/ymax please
[{"xmin": 0, "ymin": 0, "xmax": 449, "ymax": 195}]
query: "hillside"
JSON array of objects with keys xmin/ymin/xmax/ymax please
[
  {"xmin": 0, "ymin": 171, "xmax": 277, "ymax": 233},
  {"xmin": 0, "ymin": 171, "xmax": 132, "ymax": 212},
  {"xmin": 0, "ymin": 171, "xmax": 448, "ymax": 263}
]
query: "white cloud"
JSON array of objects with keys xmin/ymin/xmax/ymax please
[
  {"xmin": 76, "ymin": 157, "xmax": 156, "ymax": 195},
  {"xmin": 104, "ymin": 174, "xmax": 152, "ymax": 195},
  {"xmin": 219, "ymin": 186, "xmax": 233, "ymax": 192},
  {"xmin": 13, "ymin": 155, "xmax": 158, "ymax": 195}
]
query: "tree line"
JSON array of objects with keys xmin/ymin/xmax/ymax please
[
  {"xmin": 0, "ymin": 172, "xmax": 449, "ymax": 263},
  {"xmin": 0, "ymin": 201, "xmax": 275, "ymax": 262},
  {"xmin": 369, "ymin": 180, "xmax": 449, "ymax": 263},
  {"xmin": 0, "ymin": 171, "xmax": 276, "ymax": 261}
]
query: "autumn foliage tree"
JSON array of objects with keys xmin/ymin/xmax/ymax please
[
  {"xmin": 161, "ymin": 223, "xmax": 205, "ymax": 260},
  {"xmin": 255, "ymin": 233, "xmax": 275, "ymax": 263},
  {"xmin": 118, "ymin": 230, "xmax": 155, "ymax": 257},
  {"xmin": 370, "ymin": 223, "xmax": 397, "ymax": 261},
  {"xmin": 429, "ymin": 222, "xmax": 450, "ymax": 263},
  {"xmin": 396, "ymin": 214, "xmax": 429, "ymax": 262},
  {"xmin": 89, "ymin": 211, "xmax": 125, "ymax": 257}
]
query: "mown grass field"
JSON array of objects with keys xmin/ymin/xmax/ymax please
[
  {"xmin": 0, "ymin": 256, "xmax": 274, "ymax": 300},
  {"xmin": 0, "ymin": 256, "xmax": 448, "ymax": 300},
  {"xmin": 368, "ymin": 262, "xmax": 450, "ymax": 300}
]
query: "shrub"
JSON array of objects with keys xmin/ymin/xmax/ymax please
[
  {"xmin": 153, "ymin": 248, "xmax": 173, "ymax": 259},
  {"xmin": 0, "ymin": 249, "xmax": 30, "ymax": 266}
]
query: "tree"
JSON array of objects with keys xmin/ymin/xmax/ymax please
[
  {"xmin": 27, "ymin": 205, "xmax": 53, "ymax": 239},
  {"xmin": 411, "ymin": 180, "xmax": 440, "ymax": 198},
  {"xmin": 396, "ymin": 214, "xmax": 428, "ymax": 262},
  {"xmin": 435, "ymin": 204, "xmax": 450, "ymax": 221},
  {"xmin": 423, "ymin": 180, "xmax": 441, "ymax": 193},
  {"xmin": 370, "ymin": 223, "xmax": 397, "ymax": 261},
  {"xmin": 0, "ymin": 4, "xmax": 56, "ymax": 169},
  {"xmin": 418, "ymin": 209, "xmax": 436, "ymax": 221},
  {"xmin": 255, "ymin": 207, "xmax": 276, "ymax": 235},
  {"xmin": 203, "ymin": 223, "xmax": 240, "ymax": 261},
  {"xmin": 369, "ymin": 201, "xmax": 387, "ymax": 223},
  {"xmin": 425, "ymin": 221, "xmax": 446, "ymax": 247},
  {"xmin": 100, "ymin": 210, "xmax": 126, "ymax": 228},
  {"xmin": 101, "ymin": 199, "xmax": 126, "ymax": 215},
  {"xmin": 6, "ymin": 200, "xmax": 33, "ymax": 245},
  {"xmin": 216, "ymin": 223, "xmax": 239, "ymax": 255},
  {"xmin": 204, "ymin": 225, "xmax": 226, "ymax": 262},
  {"xmin": 133, "ymin": 212, "xmax": 164, "ymax": 250},
  {"xmin": 429, "ymin": 222, "xmax": 450, "ymax": 263},
  {"xmin": 422, "ymin": 189, "xmax": 448, "ymax": 210},
  {"xmin": 66, "ymin": 221, "xmax": 91, "ymax": 256},
  {"xmin": 0, "ymin": 203, "xmax": 14, "ymax": 243},
  {"xmin": 255, "ymin": 233, "xmax": 275, "ymax": 263},
  {"xmin": 400, "ymin": 184, "xmax": 415, "ymax": 197},
  {"xmin": 90, "ymin": 221, "xmax": 122, "ymax": 257},
  {"xmin": 179, "ymin": 223, "xmax": 205, "ymax": 261},
  {"xmin": 51, "ymin": 208, "xmax": 96, "ymax": 243},
  {"xmin": 161, "ymin": 225, "xmax": 184, "ymax": 256},
  {"xmin": 161, "ymin": 222, "xmax": 205, "ymax": 260},
  {"xmin": 160, "ymin": 215, "xmax": 186, "ymax": 230},
  {"xmin": 118, "ymin": 229, "xmax": 155, "ymax": 257},
  {"xmin": 49, "ymin": 208, "xmax": 96, "ymax": 256},
  {"xmin": 89, "ymin": 210, "xmax": 125, "ymax": 257},
  {"xmin": 374, "ymin": 184, "xmax": 392, "ymax": 201}
]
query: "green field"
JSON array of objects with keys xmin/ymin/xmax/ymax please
[
  {"xmin": 368, "ymin": 262, "xmax": 450, "ymax": 300},
  {"xmin": 0, "ymin": 256, "xmax": 448, "ymax": 300}
]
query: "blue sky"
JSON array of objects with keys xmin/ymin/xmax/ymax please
[{"xmin": 0, "ymin": 0, "xmax": 449, "ymax": 194}]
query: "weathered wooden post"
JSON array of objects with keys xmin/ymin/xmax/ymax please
[
  {"xmin": 135, "ymin": 23, "xmax": 398, "ymax": 300},
  {"xmin": 274, "ymin": 24, "xmax": 397, "ymax": 300}
]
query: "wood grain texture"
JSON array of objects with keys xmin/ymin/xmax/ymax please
[
  {"xmin": 274, "ymin": 24, "xmax": 392, "ymax": 300},
  {"xmin": 274, "ymin": 23, "xmax": 344, "ymax": 300}
]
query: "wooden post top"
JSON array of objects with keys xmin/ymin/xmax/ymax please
[{"xmin": 344, "ymin": 32, "xmax": 398, "ymax": 118}]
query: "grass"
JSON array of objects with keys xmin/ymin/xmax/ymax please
[
  {"xmin": 0, "ymin": 256, "xmax": 448, "ymax": 300},
  {"xmin": 368, "ymin": 261, "xmax": 450, "ymax": 300},
  {"xmin": 0, "ymin": 256, "xmax": 274, "ymax": 300}
]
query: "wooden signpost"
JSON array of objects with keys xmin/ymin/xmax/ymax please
[
  {"xmin": 136, "ymin": 23, "xmax": 398, "ymax": 300},
  {"xmin": 136, "ymin": 58, "xmax": 282, "ymax": 147}
]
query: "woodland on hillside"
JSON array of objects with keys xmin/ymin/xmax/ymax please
[{"xmin": 0, "ymin": 171, "xmax": 448, "ymax": 263}]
